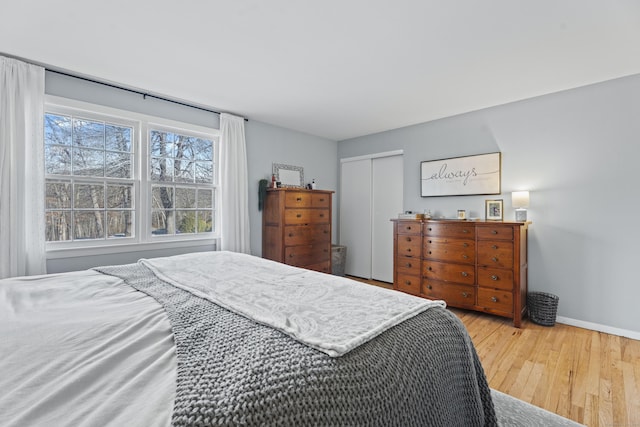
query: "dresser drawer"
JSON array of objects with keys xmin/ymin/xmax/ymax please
[
  {"xmin": 311, "ymin": 193, "xmax": 331, "ymax": 207},
  {"xmin": 423, "ymin": 239, "xmax": 475, "ymax": 264},
  {"xmin": 477, "ymin": 267, "xmax": 514, "ymax": 290},
  {"xmin": 284, "ymin": 209, "xmax": 330, "ymax": 225},
  {"xmin": 477, "ymin": 288, "xmax": 513, "ymax": 313},
  {"xmin": 422, "ymin": 280, "xmax": 475, "ymax": 307},
  {"xmin": 396, "ymin": 257, "xmax": 421, "ymax": 275},
  {"xmin": 397, "ymin": 234, "xmax": 422, "ymax": 258},
  {"xmin": 424, "ymin": 222, "xmax": 474, "ymax": 239},
  {"xmin": 305, "ymin": 260, "xmax": 331, "ymax": 274},
  {"xmin": 396, "ymin": 220, "xmax": 421, "ymax": 235},
  {"xmin": 477, "ymin": 225, "xmax": 513, "ymax": 241},
  {"xmin": 422, "ymin": 260, "xmax": 474, "ymax": 285},
  {"xmin": 284, "ymin": 244, "xmax": 330, "ymax": 266},
  {"xmin": 285, "ymin": 192, "xmax": 312, "ymax": 208},
  {"xmin": 396, "ymin": 272, "xmax": 421, "ymax": 295},
  {"xmin": 477, "ymin": 241, "xmax": 513, "ymax": 268},
  {"xmin": 284, "ymin": 225, "xmax": 330, "ymax": 245}
]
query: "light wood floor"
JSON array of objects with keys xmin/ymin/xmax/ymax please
[{"xmin": 348, "ymin": 277, "xmax": 640, "ymax": 427}]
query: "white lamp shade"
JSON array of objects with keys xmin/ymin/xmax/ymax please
[{"xmin": 512, "ymin": 191, "xmax": 530, "ymax": 208}]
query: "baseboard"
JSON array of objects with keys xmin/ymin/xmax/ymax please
[{"xmin": 556, "ymin": 316, "xmax": 640, "ymax": 341}]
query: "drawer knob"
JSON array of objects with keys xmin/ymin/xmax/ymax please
[
  {"xmin": 428, "ymin": 266, "xmax": 433, "ymax": 271},
  {"xmin": 319, "ymin": 198, "xmax": 325, "ymax": 202},
  {"xmin": 428, "ymin": 240, "xmax": 432, "ymax": 244},
  {"xmin": 427, "ymin": 285, "xmax": 432, "ymax": 290},
  {"xmin": 461, "ymin": 272, "xmax": 468, "ymax": 277},
  {"xmin": 463, "ymin": 255, "xmax": 468, "ymax": 259},
  {"xmin": 405, "ymin": 280, "xmax": 411, "ymax": 285},
  {"xmin": 296, "ymin": 214, "xmax": 302, "ymax": 218},
  {"xmin": 491, "ymin": 257, "xmax": 498, "ymax": 262},
  {"xmin": 289, "ymin": 254, "xmax": 294, "ymax": 258},
  {"xmin": 407, "ymin": 226, "xmax": 412, "ymax": 230},
  {"xmin": 428, "ymin": 251, "xmax": 432, "ymax": 255},
  {"xmin": 492, "ymin": 230, "xmax": 498, "ymax": 234},
  {"xmin": 406, "ymin": 262, "xmax": 412, "ymax": 268},
  {"xmin": 463, "ymin": 243, "xmax": 468, "ymax": 248},
  {"xmin": 463, "ymin": 229, "xmax": 469, "ymax": 233},
  {"xmin": 492, "ymin": 245, "xmax": 498, "ymax": 250},
  {"xmin": 462, "ymin": 292, "xmax": 470, "ymax": 298},
  {"xmin": 288, "ymin": 233, "xmax": 294, "ymax": 237},
  {"xmin": 491, "ymin": 275, "xmax": 499, "ymax": 281},
  {"xmin": 407, "ymin": 248, "xmax": 412, "ymax": 252},
  {"xmin": 324, "ymin": 230, "xmax": 328, "ymax": 234},
  {"xmin": 406, "ymin": 237, "xmax": 412, "ymax": 242},
  {"xmin": 491, "ymin": 296, "xmax": 498, "ymax": 303},
  {"xmin": 428, "ymin": 227, "xmax": 432, "ymax": 231}
]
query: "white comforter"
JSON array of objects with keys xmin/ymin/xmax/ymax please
[{"xmin": 0, "ymin": 270, "xmax": 175, "ymax": 427}]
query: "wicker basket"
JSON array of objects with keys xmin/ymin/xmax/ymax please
[{"xmin": 527, "ymin": 292, "xmax": 559, "ymax": 326}]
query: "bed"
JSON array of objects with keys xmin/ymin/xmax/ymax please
[{"xmin": 0, "ymin": 251, "xmax": 499, "ymax": 426}]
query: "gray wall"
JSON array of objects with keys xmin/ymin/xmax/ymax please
[
  {"xmin": 338, "ymin": 74, "xmax": 640, "ymax": 333},
  {"xmin": 45, "ymin": 71, "xmax": 338, "ymax": 271}
]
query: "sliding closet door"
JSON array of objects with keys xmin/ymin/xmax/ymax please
[
  {"xmin": 371, "ymin": 155, "xmax": 403, "ymax": 282},
  {"xmin": 340, "ymin": 159, "xmax": 372, "ymax": 278}
]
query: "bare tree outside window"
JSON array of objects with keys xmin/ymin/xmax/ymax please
[
  {"xmin": 150, "ymin": 129, "xmax": 215, "ymax": 236},
  {"xmin": 44, "ymin": 113, "xmax": 134, "ymax": 241}
]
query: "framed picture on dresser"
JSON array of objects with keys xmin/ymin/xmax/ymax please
[{"xmin": 485, "ymin": 199, "xmax": 503, "ymax": 221}]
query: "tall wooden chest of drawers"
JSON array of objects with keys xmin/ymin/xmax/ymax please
[
  {"xmin": 392, "ymin": 219, "xmax": 529, "ymax": 327},
  {"xmin": 262, "ymin": 188, "xmax": 334, "ymax": 273}
]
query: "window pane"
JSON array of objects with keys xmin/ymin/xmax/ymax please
[
  {"xmin": 150, "ymin": 130, "xmax": 174, "ymax": 157},
  {"xmin": 174, "ymin": 159, "xmax": 194, "ymax": 183},
  {"xmin": 176, "ymin": 211, "xmax": 196, "ymax": 234},
  {"xmin": 74, "ymin": 211, "xmax": 105, "ymax": 239},
  {"xmin": 197, "ymin": 210, "xmax": 213, "ymax": 232},
  {"xmin": 152, "ymin": 210, "xmax": 174, "ymax": 235},
  {"xmin": 175, "ymin": 187, "xmax": 196, "ymax": 208},
  {"xmin": 75, "ymin": 184, "xmax": 105, "ymax": 209},
  {"xmin": 45, "ymin": 145, "xmax": 72, "ymax": 175},
  {"xmin": 105, "ymin": 124, "xmax": 132, "ymax": 152},
  {"xmin": 45, "ymin": 114, "xmax": 72, "ymax": 146},
  {"xmin": 175, "ymin": 135, "xmax": 196, "ymax": 160},
  {"xmin": 73, "ymin": 148, "xmax": 105, "ymax": 176},
  {"xmin": 106, "ymin": 151, "xmax": 132, "ymax": 178},
  {"xmin": 197, "ymin": 189, "xmax": 213, "ymax": 208},
  {"xmin": 152, "ymin": 186, "xmax": 173, "ymax": 210},
  {"xmin": 151, "ymin": 157, "xmax": 173, "ymax": 182},
  {"xmin": 46, "ymin": 182, "xmax": 71, "ymax": 209},
  {"xmin": 46, "ymin": 211, "xmax": 71, "ymax": 241},
  {"xmin": 107, "ymin": 211, "xmax": 132, "ymax": 238},
  {"xmin": 107, "ymin": 184, "xmax": 133, "ymax": 209},
  {"xmin": 195, "ymin": 161, "xmax": 213, "ymax": 183},
  {"xmin": 194, "ymin": 138, "xmax": 213, "ymax": 161},
  {"xmin": 73, "ymin": 119, "xmax": 104, "ymax": 149}
]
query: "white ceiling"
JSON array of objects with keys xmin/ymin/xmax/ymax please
[{"xmin": 2, "ymin": 1, "xmax": 640, "ymax": 141}]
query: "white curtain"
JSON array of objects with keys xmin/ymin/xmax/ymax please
[
  {"xmin": 0, "ymin": 57, "xmax": 46, "ymax": 278},
  {"xmin": 219, "ymin": 113, "xmax": 250, "ymax": 253}
]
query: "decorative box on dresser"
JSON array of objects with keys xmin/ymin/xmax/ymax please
[
  {"xmin": 262, "ymin": 188, "xmax": 334, "ymax": 273},
  {"xmin": 392, "ymin": 219, "xmax": 529, "ymax": 327}
]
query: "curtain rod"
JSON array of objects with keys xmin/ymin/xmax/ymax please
[{"xmin": 47, "ymin": 68, "xmax": 247, "ymax": 121}]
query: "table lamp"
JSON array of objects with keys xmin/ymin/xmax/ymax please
[{"xmin": 512, "ymin": 191, "xmax": 529, "ymax": 222}]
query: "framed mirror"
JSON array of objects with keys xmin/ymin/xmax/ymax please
[{"xmin": 272, "ymin": 163, "xmax": 304, "ymax": 187}]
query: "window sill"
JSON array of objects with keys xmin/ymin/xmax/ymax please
[{"xmin": 46, "ymin": 237, "xmax": 219, "ymax": 260}]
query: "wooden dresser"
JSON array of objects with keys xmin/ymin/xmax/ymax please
[
  {"xmin": 392, "ymin": 219, "xmax": 529, "ymax": 327},
  {"xmin": 262, "ymin": 188, "xmax": 333, "ymax": 273}
]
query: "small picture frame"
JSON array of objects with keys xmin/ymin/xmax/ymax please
[{"xmin": 485, "ymin": 199, "xmax": 503, "ymax": 221}]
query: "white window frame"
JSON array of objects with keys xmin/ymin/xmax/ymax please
[{"xmin": 45, "ymin": 95, "xmax": 220, "ymax": 259}]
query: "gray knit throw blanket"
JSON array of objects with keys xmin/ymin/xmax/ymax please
[{"xmin": 96, "ymin": 263, "xmax": 497, "ymax": 427}]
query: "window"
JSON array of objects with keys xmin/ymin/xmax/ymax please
[
  {"xmin": 149, "ymin": 128, "xmax": 216, "ymax": 236},
  {"xmin": 44, "ymin": 98, "xmax": 219, "ymax": 248}
]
